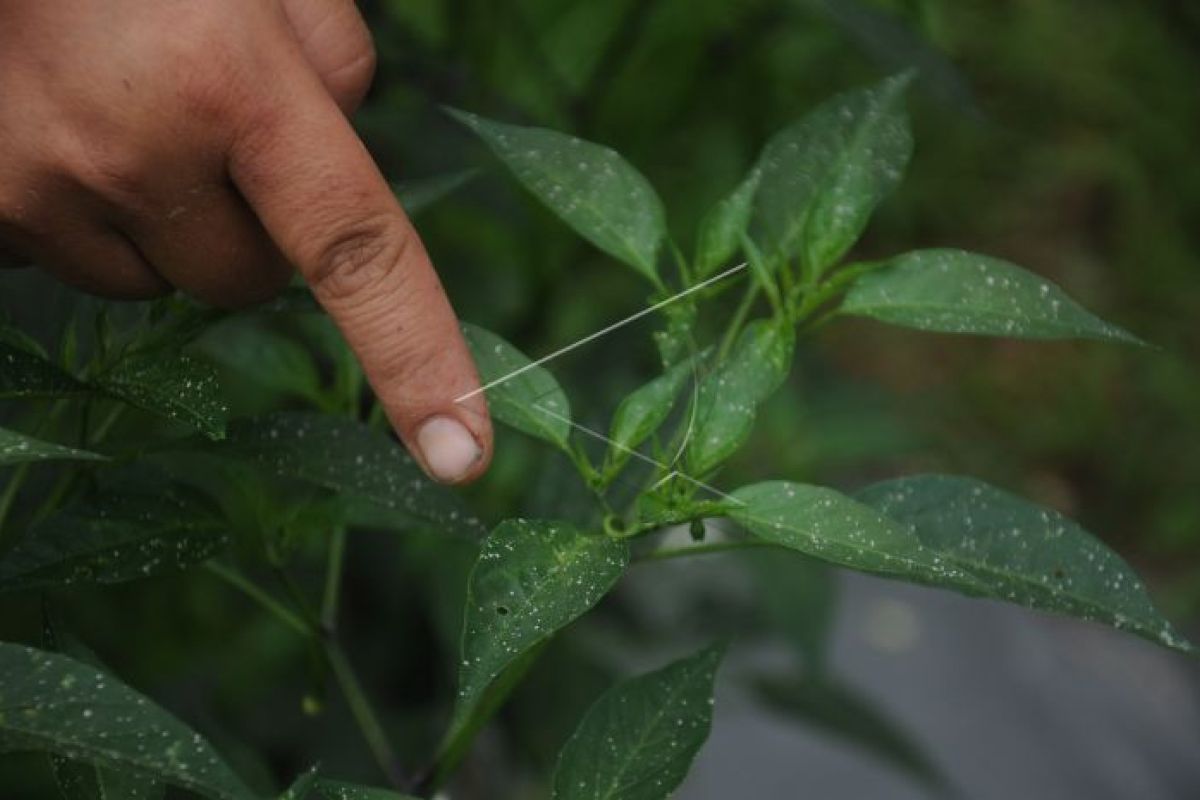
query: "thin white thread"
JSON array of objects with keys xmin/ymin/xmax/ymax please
[
  {"xmin": 455, "ymin": 261, "xmax": 748, "ymax": 403},
  {"xmin": 530, "ymin": 403, "xmax": 745, "ymax": 506}
]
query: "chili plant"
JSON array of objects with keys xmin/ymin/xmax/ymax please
[{"xmin": 0, "ymin": 74, "xmax": 1192, "ymax": 800}]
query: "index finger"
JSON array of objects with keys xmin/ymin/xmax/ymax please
[{"xmin": 227, "ymin": 62, "xmax": 492, "ymax": 485}]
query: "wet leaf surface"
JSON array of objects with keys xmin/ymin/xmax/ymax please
[
  {"xmin": 0, "ymin": 643, "xmax": 256, "ymax": 799},
  {"xmin": 840, "ymin": 249, "xmax": 1142, "ymax": 343},
  {"xmin": 552, "ymin": 645, "xmax": 724, "ymax": 800},
  {"xmin": 0, "ymin": 427, "xmax": 106, "ymax": 467},
  {"xmin": 752, "ymin": 73, "xmax": 913, "ymax": 275},
  {"xmin": 0, "ymin": 488, "xmax": 227, "ymax": 593},
  {"xmin": 686, "ymin": 320, "xmax": 794, "ymax": 475},
  {"xmin": 463, "ymin": 323, "xmax": 572, "ymax": 451},
  {"xmin": 450, "ymin": 109, "xmax": 667, "ymax": 284},
  {"xmin": 450, "ymin": 519, "xmax": 629, "ymax": 742},
  {"xmin": 213, "ymin": 412, "xmax": 483, "ymax": 537},
  {"xmin": 858, "ymin": 474, "xmax": 1194, "ymax": 653},
  {"xmin": 97, "ymin": 351, "xmax": 228, "ymax": 440}
]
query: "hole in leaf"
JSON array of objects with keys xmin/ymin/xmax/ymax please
[{"xmin": 496, "ymin": 605, "xmax": 509, "ymax": 616}]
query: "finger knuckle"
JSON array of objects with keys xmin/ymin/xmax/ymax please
[{"xmin": 308, "ymin": 216, "xmax": 411, "ymax": 302}]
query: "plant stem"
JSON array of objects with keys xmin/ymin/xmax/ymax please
[
  {"xmin": 323, "ymin": 638, "xmax": 405, "ymax": 788},
  {"xmin": 636, "ymin": 539, "xmax": 775, "ymax": 563},
  {"xmin": 320, "ymin": 526, "xmax": 348, "ymax": 634},
  {"xmin": 0, "ymin": 464, "xmax": 31, "ymax": 547},
  {"xmin": 205, "ymin": 561, "xmax": 311, "ymax": 636},
  {"xmin": 717, "ymin": 283, "xmax": 760, "ymax": 362}
]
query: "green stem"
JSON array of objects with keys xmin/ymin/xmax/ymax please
[
  {"xmin": 717, "ymin": 283, "xmax": 760, "ymax": 362},
  {"xmin": 636, "ymin": 539, "xmax": 775, "ymax": 562},
  {"xmin": 320, "ymin": 527, "xmax": 348, "ymax": 634},
  {"xmin": 323, "ymin": 639, "xmax": 405, "ymax": 787},
  {"xmin": 205, "ymin": 561, "xmax": 311, "ymax": 637},
  {"xmin": 0, "ymin": 464, "xmax": 32, "ymax": 546}
]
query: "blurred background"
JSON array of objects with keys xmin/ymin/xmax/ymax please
[{"xmin": 3, "ymin": 0, "xmax": 1200, "ymax": 797}]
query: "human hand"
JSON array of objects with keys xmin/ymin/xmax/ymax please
[{"xmin": 0, "ymin": 0, "xmax": 492, "ymax": 484}]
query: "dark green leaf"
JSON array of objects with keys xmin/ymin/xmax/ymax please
[
  {"xmin": 449, "ymin": 520, "xmax": 629, "ymax": 743},
  {"xmin": 685, "ymin": 320, "xmax": 794, "ymax": 475},
  {"xmin": 97, "ymin": 352, "xmax": 227, "ymax": 440},
  {"xmin": 311, "ymin": 779, "xmax": 419, "ymax": 799},
  {"xmin": 0, "ymin": 343, "xmax": 86, "ymax": 399},
  {"xmin": 747, "ymin": 550, "xmax": 837, "ymax": 669},
  {"xmin": 753, "ymin": 73, "xmax": 913, "ymax": 276},
  {"xmin": 51, "ymin": 755, "xmax": 164, "ymax": 800},
  {"xmin": 0, "ymin": 488, "xmax": 228, "ymax": 593},
  {"xmin": 462, "ymin": 323, "xmax": 571, "ymax": 450},
  {"xmin": 839, "ymin": 249, "xmax": 1142, "ymax": 343},
  {"xmin": 858, "ymin": 474, "xmax": 1194, "ymax": 653},
  {"xmin": 0, "ymin": 427, "xmax": 106, "ymax": 467},
  {"xmin": 394, "ymin": 169, "xmax": 477, "ymax": 216},
  {"xmin": 212, "ymin": 413, "xmax": 483, "ymax": 537},
  {"xmin": 196, "ymin": 322, "xmax": 322, "ymax": 404},
  {"xmin": 605, "ymin": 356, "xmax": 698, "ymax": 478},
  {"xmin": 753, "ymin": 675, "xmax": 943, "ymax": 791},
  {"xmin": 449, "ymin": 109, "xmax": 667, "ymax": 284},
  {"xmin": 552, "ymin": 645, "xmax": 724, "ymax": 800},
  {"xmin": 694, "ymin": 169, "xmax": 760, "ymax": 279},
  {"xmin": 728, "ymin": 482, "xmax": 979, "ymax": 588},
  {"xmin": 0, "ymin": 643, "xmax": 255, "ymax": 799}
]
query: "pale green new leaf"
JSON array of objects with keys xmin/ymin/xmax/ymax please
[
  {"xmin": 0, "ymin": 489, "xmax": 227, "ymax": 593},
  {"xmin": 552, "ymin": 645, "xmax": 724, "ymax": 800},
  {"xmin": 97, "ymin": 351, "xmax": 228, "ymax": 440},
  {"xmin": 0, "ymin": 343, "xmax": 87, "ymax": 399},
  {"xmin": 462, "ymin": 323, "xmax": 571, "ymax": 450},
  {"xmin": 449, "ymin": 520, "xmax": 629, "ymax": 743},
  {"xmin": 686, "ymin": 320, "xmax": 794, "ymax": 475},
  {"xmin": 858, "ymin": 474, "xmax": 1194, "ymax": 653},
  {"xmin": 839, "ymin": 249, "xmax": 1142, "ymax": 343},
  {"xmin": 213, "ymin": 413, "xmax": 483, "ymax": 537},
  {"xmin": 450, "ymin": 109, "xmax": 667, "ymax": 284},
  {"xmin": 0, "ymin": 427, "xmax": 106, "ymax": 467},
  {"xmin": 0, "ymin": 643, "xmax": 256, "ymax": 800},
  {"xmin": 605, "ymin": 356, "xmax": 698, "ymax": 477},
  {"xmin": 694, "ymin": 169, "xmax": 760, "ymax": 279},
  {"xmin": 728, "ymin": 482, "xmax": 979, "ymax": 588},
  {"xmin": 752, "ymin": 73, "xmax": 913, "ymax": 275}
]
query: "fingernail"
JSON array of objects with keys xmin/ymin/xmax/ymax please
[{"xmin": 416, "ymin": 416, "xmax": 481, "ymax": 483}]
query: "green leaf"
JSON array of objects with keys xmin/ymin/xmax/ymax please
[
  {"xmin": 652, "ymin": 301, "xmax": 697, "ymax": 369},
  {"xmin": 312, "ymin": 779, "xmax": 420, "ymax": 799},
  {"xmin": 0, "ymin": 427, "xmax": 106, "ymax": 467},
  {"xmin": 196, "ymin": 321, "xmax": 322, "ymax": 404},
  {"xmin": 685, "ymin": 320, "xmax": 794, "ymax": 475},
  {"xmin": 694, "ymin": 169, "xmax": 760, "ymax": 279},
  {"xmin": 857, "ymin": 474, "xmax": 1194, "ymax": 653},
  {"xmin": 0, "ymin": 342, "xmax": 87, "ymax": 399},
  {"xmin": 752, "ymin": 676, "xmax": 943, "ymax": 791},
  {"xmin": 604, "ymin": 356, "xmax": 699, "ymax": 478},
  {"xmin": 551, "ymin": 645, "xmax": 724, "ymax": 800},
  {"xmin": 449, "ymin": 109, "xmax": 667, "ymax": 284},
  {"xmin": 728, "ymin": 482, "xmax": 978, "ymax": 588},
  {"xmin": 752, "ymin": 73, "xmax": 913, "ymax": 276},
  {"xmin": 0, "ymin": 643, "xmax": 255, "ymax": 799},
  {"xmin": 50, "ymin": 757, "xmax": 164, "ymax": 800},
  {"xmin": 462, "ymin": 323, "xmax": 571, "ymax": 450},
  {"xmin": 747, "ymin": 550, "xmax": 837, "ymax": 669},
  {"xmin": 212, "ymin": 413, "xmax": 483, "ymax": 537},
  {"xmin": 449, "ymin": 520, "xmax": 629, "ymax": 743},
  {"xmin": 394, "ymin": 169, "xmax": 477, "ymax": 216},
  {"xmin": 96, "ymin": 351, "xmax": 228, "ymax": 440},
  {"xmin": 0, "ymin": 488, "xmax": 228, "ymax": 593},
  {"xmin": 839, "ymin": 249, "xmax": 1142, "ymax": 343}
]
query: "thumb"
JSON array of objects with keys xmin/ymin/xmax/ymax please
[{"xmin": 227, "ymin": 58, "xmax": 492, "ymax": 484}]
